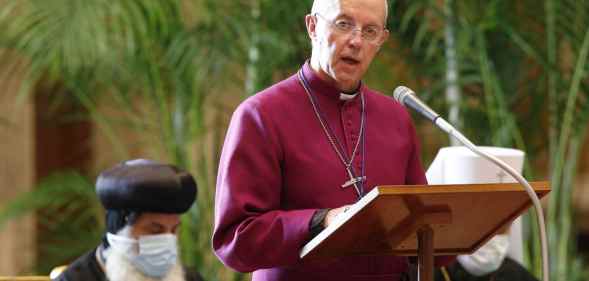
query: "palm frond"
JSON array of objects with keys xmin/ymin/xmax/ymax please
[{"xmin": 0, "ymin": 171, "xmax": 103, "ymax": 273}]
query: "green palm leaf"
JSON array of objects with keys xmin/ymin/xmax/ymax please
[{"xmin": 0, "ymin": 171, "xmax": 103, "ymax": 273}]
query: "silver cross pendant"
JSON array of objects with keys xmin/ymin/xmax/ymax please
[
  {"xmin": 341, "ymin": 167, "xmax": 366, "ymax": 199},
  {"xmin": 341, "ymin": 176, "xmax": 365, "ymax": 188}
]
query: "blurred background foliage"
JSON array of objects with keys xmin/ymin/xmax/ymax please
[{"xmin": 0, "ymin": 0, "xmax": 588, "ymax": 280}]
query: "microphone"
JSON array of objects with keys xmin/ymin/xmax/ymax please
[
  {"xmin": 393, "ymin": 85, "xmax": 551, "ymax": 281},
  {"xmin": 393, "ymin": 86, "xmax": 439, "ymax": 122},
  {"xmin": 393, "ymin": 86, "xmax": 454, "ymax": 135}
]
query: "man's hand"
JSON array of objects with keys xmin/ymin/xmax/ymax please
[{"xmin": 323, "ymin": 205, "xmax": 352, "ymax": 228}]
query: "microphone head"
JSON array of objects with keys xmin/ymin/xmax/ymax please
[{"xmin": 393, "ymin": 86, "xmax": 414, "ymax": 104}]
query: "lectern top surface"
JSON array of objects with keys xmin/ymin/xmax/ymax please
[{"xmin": 300, "ymin": 182, "xmax": 550, "ymax": 260}]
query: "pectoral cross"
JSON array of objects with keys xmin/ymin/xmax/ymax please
[{"xmin": 341, "ymin": 168, "xmax": 365, "ymax": 197}]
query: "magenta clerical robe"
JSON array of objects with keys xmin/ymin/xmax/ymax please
[{"xmin": 213, "ymin": 62, "xmax": 430, "ymax": 281}]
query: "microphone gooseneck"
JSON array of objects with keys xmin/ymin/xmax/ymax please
[{"xmin": 394, "ymin": 85, "xmax": 550, "ymax": 281}]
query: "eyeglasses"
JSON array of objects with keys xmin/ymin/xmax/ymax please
[{"xmin": 315, "ymin": 13, "xmax": 385, "ymax": 44}]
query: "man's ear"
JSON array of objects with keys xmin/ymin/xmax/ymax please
[
  {"xmin": 377, "ymin": 29, "xmax": 390, "ymax": 48},
  {"xmin": 305, "ymin": 14, "xmax": 317, "ymax": 40}
]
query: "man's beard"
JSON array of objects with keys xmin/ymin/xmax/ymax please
[{"xmin": 104, "ymin": 247, "xmax": 185, "ymax": 281}]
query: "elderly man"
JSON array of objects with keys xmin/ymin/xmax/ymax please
[
  {"xmin": 55, "ymin": 159, "xmax": 203, "ymax": 281},
  {"xmin": 213, "ymin": 0, "xmax": 450, "ymax": 280}
]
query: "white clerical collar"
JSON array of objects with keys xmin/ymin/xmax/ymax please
[{"xmin": 339, "ymin": 92, "xmax": 358, "ymax": 101}]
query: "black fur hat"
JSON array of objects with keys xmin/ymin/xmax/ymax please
[{"xmin": 96, "ymin": 159, "xmax": 197, "ymax": 214}]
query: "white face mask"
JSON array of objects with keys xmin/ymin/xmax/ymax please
[
  {"xmin": 107, "ymin": 232, "xmax": 178, "ymax": 278},
  {"xmin": 457, "ymin": 234, "xmax": 510, "ymax": 276}
]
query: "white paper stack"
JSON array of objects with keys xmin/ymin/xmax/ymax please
[{"xmin": 426, "ymin": 146, "xmax": 525, "ymax": 264}]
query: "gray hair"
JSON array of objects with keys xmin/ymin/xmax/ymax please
[{"xmin": 311, "ymin": 0, "xmax": 389, "ymax": 24}]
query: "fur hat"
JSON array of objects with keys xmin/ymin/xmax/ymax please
[{"xmin": 96, "ymin": 159, "xmax": 197, "ymax": 214}]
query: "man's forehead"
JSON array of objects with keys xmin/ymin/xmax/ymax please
[
  {"xmin": 138, "ymin": 212, "xmax": 181, "ymax": 223},
  {"xmin": 312, "ymin": 0, "xmax": 387, "ymax": 24}
]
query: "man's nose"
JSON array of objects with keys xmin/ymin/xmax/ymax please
[{"xmin": 347, "ymin": 30, "xmax": 364, "ymax": 47}]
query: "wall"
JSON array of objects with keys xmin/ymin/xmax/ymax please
[{"xmin": 0, "ymin": 61, "xmax": 36, "ymax": 274}]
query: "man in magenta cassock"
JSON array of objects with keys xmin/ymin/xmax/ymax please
[{"xmin": 213, "ymin": 0, "xmax": 451, "ymax": 280}]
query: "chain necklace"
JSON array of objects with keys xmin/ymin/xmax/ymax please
[{"xmin": 297, "ymin": 69, "xmax": 367, "ymax": 199}]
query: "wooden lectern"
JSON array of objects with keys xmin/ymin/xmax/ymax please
[{"xmin": 300, "ymin": 182, "xmax": 550, "ymax": 281}]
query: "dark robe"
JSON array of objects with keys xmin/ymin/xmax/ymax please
[
  {"xmin": 54, "ymin": 248, "xmax": 204, "ymax": 281},
  {"xmin": 213, "ymin": 62, "xmax": 451, "ymax": 281}
]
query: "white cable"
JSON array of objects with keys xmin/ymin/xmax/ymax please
[{"xmin": 436, "ymin": 118, "xmax": 549, "ymax": 281}]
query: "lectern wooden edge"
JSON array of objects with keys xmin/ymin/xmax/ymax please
[{"xmin": 299, "ymin": 182, "xmax": 550, "ymax": 281}]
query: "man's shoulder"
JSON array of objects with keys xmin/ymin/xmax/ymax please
[
  {"xmin": 55, "ymin": 248, "xmax": 105, "ymax": 281},
  {"xmin": 240, "ymin": 73, "xmax": 301, "ymax": 109},
  {"xmin": 183, "ymin": 266, "xmax": 205, "ymax": 281}
]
